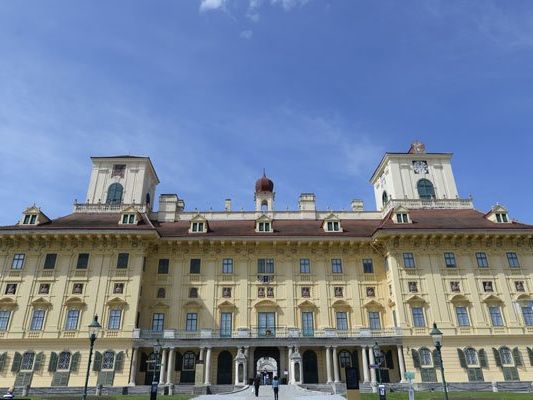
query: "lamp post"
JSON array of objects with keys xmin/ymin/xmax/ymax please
[
  {"xmin": 82, "ymin": 315, "xmax": 101, "ymax": 400},
  {"xmin": 150, "ymin": 340, "xmax": 162, "ymax": 400},
  {"xmin": 372, "ymin": 342, "xmax": 383, "ymax": 384},
  {"xmin": 430, "ymin": 323, "xmax": 449, "ymax": 400}
]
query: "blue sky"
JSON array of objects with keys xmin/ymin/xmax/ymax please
[{"xmin": 0, "ymin": 0, "xmax": 532, "ymax": 225}]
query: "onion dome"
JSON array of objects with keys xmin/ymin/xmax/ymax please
[{"xmin": 255, "ymin": 171, "xmax": 274, "ymax": 193}]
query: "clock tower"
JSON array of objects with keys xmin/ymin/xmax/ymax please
[{"xmin": 370, "ymin": 141, "xmax": 464, "ymax": 211}]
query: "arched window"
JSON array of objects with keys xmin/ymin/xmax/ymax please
[
  {"xmin": 499, "ymin": 347, "xmax": 513, "ymax": 365},
  {"xmin": 339, "ymin": 350, "xmax": 352, "ymax": 368},
  {"xmin": 21, "ymin": 352, "xmax": 35, "ymax": 370},
  {"xmin": 419, "ymin": 348, "xmax": 432, "ymax": 366},
  {"xmin": 102, "ymin": 351, "xmax": 115, "ymax": 370},
  {"xmin": 106, "ymin": 183, "xmax": 123, "ymax": 205},
  {"xmin": 417, "ymin": 179, "xmax": 435, "ymax": 200},
  {"xmin": 183, "ymin": 352, "xmax": 196, "ymax": 370},
  {"xmin": 465, "ymin": 348, "xmax": 478, "ymax": 366},
  {"xmin": 382, "ymin": 191, "xmax": 388, "ymax": 205},
  {"xmin": 157, "ymin": 288, "xmax": 166, "ymax": 298},
  {"xmin": 146, "ymin": 192, "xmax": 151, "ymax": 205},
  {"xmin": 261, "ymin": 200, "xmax": 268, "ymax": 212},
  {"xmin": 58, "ymin": 351, "xmax": 71, "ymax": 370}
]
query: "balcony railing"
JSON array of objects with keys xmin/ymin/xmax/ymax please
[
  {"xmin": 383, "ymin": 198, "xmax": 473, "ymax": 212},
  {"xmin": 73, "ymin": 202, "xmax": 147, "ymax": 213}
]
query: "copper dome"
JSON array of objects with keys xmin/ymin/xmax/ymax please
[{"xmin": 255, "ymin": 172, "xmax": 274, "ymax": 193}]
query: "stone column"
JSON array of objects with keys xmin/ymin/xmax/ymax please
[
  {"xmin": 332, "ymin": 346, "xmax": 340, "ymax": 383},
  {"xmin": 397, "ymin": 346, "xmax": 406, "ymax": 382},
  {"xmin": 369, "ymin": 346, "xmax": 377, "ymax": 384},
  {"xmin": 244, "ymin": 347, "xmax": 249, "ymax": 384},
  {"xmin": 325, "ymin": 346, "xmax": 333, "ymax": 384},
  {"xmin": 248, "ymin": 347, "xmax": 255, "ymax": 380},
  {"xmin": 159, "ymin": 349, "xmax": 168, "ymax": 384},
  {"xmin": 288, "ymin": 346, "xmax": 293, "ymax": 383},
  {"xmin": 362, "ymin": 346, "xmax": 370, "ymax": 383},
  {"xmin": 167, "ymin": 348, "xmax": 175, "ymax": 385},
  {"xmin": 204, "ymin": 347, "xmax": 212, "ymax": 385},
  {"xmin": 129, "ymin": 347, "xmax": 138, "ymax": 386}
]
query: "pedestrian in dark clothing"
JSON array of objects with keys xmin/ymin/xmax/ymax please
[
  {"xmin": 254, "ymin": 375, "xmax": 261, "ymax": 397},
  {"xmin": 272, "ymin": 376, "xmax": 279, "ymax": 400}
]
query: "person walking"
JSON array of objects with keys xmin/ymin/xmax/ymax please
[
  {"xmin": 272, "ymin": 375, "xmax": 279, "ymax": 400},
  {"xmin": 253, "ymin": 374, "xmax": 261, "ymax": 397}
]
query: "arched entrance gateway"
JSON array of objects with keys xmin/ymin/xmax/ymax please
[
  {"xmin": 217, "ymin": 351, "xmax": 233, "ymax": 384},
  {"xmin": 253, "ymin": 347, "xmax": 280, "ymax": 383},
  {"xmin": 302, "ymin": 350, "xmax": 318, "ymax": 383}
]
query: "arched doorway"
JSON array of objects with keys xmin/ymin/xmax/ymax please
[
  {"xmin": 217, "ymin": 351, "xmax": 233, "ymax": 384},
  {"xmin": 257, "ymin": 357, "xmax": 277, "ymax": 384},
  {"xmin": 302, "ymin": 350, "xmax": 318, "ymax": 383},
  {"xmin": 253, "ymin": 347, "xmax": 280, "ymax": 383}
]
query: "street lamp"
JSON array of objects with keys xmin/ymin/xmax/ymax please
[
  {"xmin": 430, "ymin": 323, "xmax": 449, "ymax": 400},
  {"xmin": 372, "ymin": 342, "xmax": 383, "ymax": 384},
  {"xmin": 150, "ymin": 340, "xmax": 162, "ymax": 400},
  {"xmin": 82, "ymin": 315, "xmax": 101, "ymax": 400}
]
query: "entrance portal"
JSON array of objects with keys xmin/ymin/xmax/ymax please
[
  {"xmin": 217, "ymin": 351, "xmax": 233, "ymax": 384},
  {"xmin": 253, "ymin": 347, "xmax": 280, "ymax": 383}
]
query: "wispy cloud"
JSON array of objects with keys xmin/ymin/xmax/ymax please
[
  {"xmin": 199, "ymin": 0, "xmax": 310, "ymax": 21},
  {"xmin": 199, "ymin": 0, "xmax": 227, "ymax": 13},
  {"xmin": 240, "ymin": 30, "xmax": 253, "ymax": 39}
]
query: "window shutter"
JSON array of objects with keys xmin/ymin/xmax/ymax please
[
  {"xmin": 139, "ymin": 353, "xmax": 147, "ymax": 373},
  {"xmin": 385, "ymin": 350, "xmax": 394, "ymax": 369},
  {"xmin": 457, "ymin": 349, "xmax": 467, "ymax": 368},
  {"xmin": 34, "ymin": 352, "xmax": 45, "ymax": 371},
  {"xmin": 115, "ymin": 351, "xmax": 125, "ymax": 372},
  {"xmin": 70, "ymin": 352, "xmax": 81, "ymax": 372},
  {"xmin": 479, "ymin": 349, "xmax": 488, "ymax": 369},
  {"xmin": 512, "ymin": 347, "xmax": 523, "ymax": 367},
  {"xmin": 48, "ymin": 352, "xmax": 58, "ymax": 372},
  {"xmin": 493, "ymin": 348, "xmax": 502, "ymax": 367},
  {"xmin": 93, "ymin": 351, "xmax": 102, "ymax": 371},
  {"xmin": 11, "ymin": 352, "xmax": 22, "ymax": 372},
  {"xmin": 527, "ymin": 348, "xmax": 533, "ymax": 367},
  {"xmin": 411, "ymin": 349, "xmax": 420, "ymax": 369},
  {"xmin": 0, "ymin": 353, "xmax": 7, "ymax": 372},
  {"xmin": 432, "ymin": 349, "xmax": 441, "ymax": 368}
]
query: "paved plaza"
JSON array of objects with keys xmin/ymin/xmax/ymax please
[{"xmin": 193, "ymin": 385, "xmax": 345, "ymax": 399}]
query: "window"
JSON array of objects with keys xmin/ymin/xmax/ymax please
[
  {"xmin": 500, "ymin": 347, "xmax": 513, "ymax": 365},
  {"xmin": 5, "ymin": 284, "xmax": 17, "ymax": 295},
  {"xmin": 450, "ymin": 281, "xmax": 460, "ymax": 292},
  {"xmin": 113, "ymin": 283, "xmax": 124, "ymax": 294},
  {"xmin": 220, "ymin": 312, "xmax": 232, "ymax": 337},
  {"xmin": 257, "ymin": 287, "xmax": 265, "ymax": 297},
  {"xmin": 186, "ymin": 313, "xmax": 198, "ymax": 331},
  {"xmin": 111, "ymin": 164, "xmax": 126, "ymax": 178},
  {"xmin": 106, "ymin": 183, "xmax": 123, "ymax": 204},
  {"xmin": 152, "ymin": 313, "xmax": 165, "ymax": 331},
  {"xmin": 222, "ymin": 287, "xmax": 232, "ymax": 298},
  {"xmin": 366, "ymin": 287, "xmax": 376, "ymax": 297},
  {"xmin": 455, "ymin": 306, "xmax": 470, "ymax": 326},
  {"xmin": 465, "ymin": 348, "xmax": 478, "ymax": 365},
  {"xmin": 11, "ymin": 253, "xmax": 25, "ymax": 269},
  {"xmin": 515, "ymin": 281, "xmax": 525, "ymax": 292},
  {"xmin": 121, "ymin": 214, "xmax": 136, "ymax": 224},
  {"xmin": 267, "ymin": 287, "xmax": 274, "ymax": 297},
  {"xmin": 72, "ymin": 283, "xmax": 83, "ymax": 294},
  {"xmin": 408, "ymin": 282, "xmax": 418, "ymax": 293},
  {"xmin": 65, "ymin": 309, "xmax": 79, "ymax": 330},
  {"xmin": 58, "ymin": 352, "xmax": 71, "ymax": 370},
  {"xmin": 258, "ymin": 312, "xmax": 276, "ymax": 336},
  {"xmin": 489, "ymin": 306, "xmax": 504, "ymax": 326},
  {"xmin": 0, "ymin": 310, "xmax": 11, "ymax": 331},
  {"xmin": 222, "ymin": 258, "xmax": 233, "ymax": 274},
  {"xmin": 412, "ymin": 307, "xmax": 426, "ymax": 327},
  {"xmin": 419, "ymin": 348, "xmax": 432, "ymax": 366},
  {"xmin": 191, "ymin": 221, "xmax": 204, "ymax": 232},
  {"xmin": 302, "ymin": 312, "xmax": 314, "ymax": 336},
  {"xmin": 495, "ymin": 213, "xmax": 509, "ymax": 223},
  {"xmin": 482, "ymin": 281, "xmax": 493, "ymax": 292},
  {"xmin": 43, "ymin": 254, "xmax": 57, "ymax": 269},
  {"xmin": 108, "ymin": 309, "xmax": 122, "ymax": 330},
  {"xmin": 258, "ymin": 222, "xmax": 271, "ymax": 232},
  {"xmin": 117, "ymin": 253, "xmax": 129, "ymax": 269},
  {"xmin": 444, "ymin": 252, "xmax": 456, "ymax": 268},
  {"xmin": 336, "ymin": 312, "xmax": 348, "ymax": 331},
  {"xmin": 331, "ymin": 259, "xmax": 343, "ymax": 273},
  {"xmin": 507, "ymin": 252, "xmax": 520, "ymax": 268},
  {"xmin": 403, "ymin": 253, "xmax": 416, "ymax": 268},
  {"xmin": 76, "ymin": 253, "xmax": 89, "ymax": 269},
  {"xmin": 382, "ymin": 191, "xmax": 389, "ymax": 205},
  {"xmin": 369, "ymin": 311, "xmax": 381, "ymax": 330},
  {"xmin": 258, "ymin": 259, "xmax": 274, "ymax": 282},
  {"xmin": 183, "ymin": 352, "xmax": 196, "ymax": 370},
  {"xmin": 417, "ymin": 179, "xmax": 435, "ymax": 199},
  {"xmin": 326, "ymin": 221, "xmax": 341, "ymax": 232},
  {"xmin": 476, "ymin": 252, "xmax": 489, "ymax": 268},
  {"xmin": 102, "ymin": 351, "xmax": 115, "ymax": 369},
  {"xmin": 30, "ymin": 309, "xmax": 46, "ymax": 330},
  {"xmin": 158, "ymin": 259, "xmax": 169, "ymax": 274},
  {"xmin": 189, "ymin": 288, "xmax": 198, "ymax": 298},
  {"xmin": 301, "ymin": 287, "xmax": 310, "ymax": 298},
  {"xmin": 157, "ymin": 288, "xmax": 166, "ymax": 298},
  {"xmin": 334, "ymin": 287, "xmax": 343, "ymax": 297},
  {"xmin": 23, "ymin": 214, "xmax": 37, "ymax": 225},
  {"xmin": 521, "ymin": 302, "xmax": 533, "ymax": 326},
  {"xmin": 21, "ymin": 352, "xmax": 35, "ymax": 370},
  {"xmin": 363, "ymin": 259, "xmax": 374, "ymax": 274},
  {"xmin": 300, "ymin": 259, "xmax": 311, "ymax": 274},
  {"xmin": 190, "ymin": 259, "xmax": 201, "ymax": 274},
  {"xmin": 396, "ymin": 213, "xmax": 409, "ymax": 223},
  {"xmin": 339, "ymin": 351, "xmax": 352, "ymax": 368}
]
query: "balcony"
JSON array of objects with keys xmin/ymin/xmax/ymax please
[
  {"xmin": 73, "ymin": 202, "xmax": 147, "ymax": 213},
  {"xmin": 257, "ymin": 275, "xmax": 274, "ymax": 283},
  {"xmin": 384, "ymin": 197, "xmax": 473, "ymax": 212}
]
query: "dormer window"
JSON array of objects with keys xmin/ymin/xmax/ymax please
[
  {"xmin": 122, "ymin": 214, "xmax": 136, "ymax": 224},
  {"xmin": 23, "ymin": 214, "xmax": 37, "ymax": 225},
  {"xmin": 396, "ymin": 213, "xmax": 409, "ymax": 223},
  {"xmin": 189, "ymin": 215, "xmax": 208, "ymax": 233},
  {"xmin": 392, "ymin": 206, "xmax": 411, "ymax": 224},
  {"xmin": 20, "ymin": 206, "xmax": 49, "ymax": 226},
  {"xmin": 191, "ymin": 222, "xmax": 204, "ymax": 232},
  {"xmin": 119, "ymin": 207, "xmax": 140, "ymax": 225},
  {"xmin": 486, "ymin": 205, "xmax": 511, "ymax": 224},
  {"xmin": 256, "ymin": 215, "xmax": 273, "ymax": 233},
  {"xmin": 495, "ymin": 213, "xmax": 508, "ymax": 223},
  {"xmin": 323, "ymin": 214, "xmax": 342, "ymax": 232}
]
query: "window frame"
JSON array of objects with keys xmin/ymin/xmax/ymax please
[
  {"xmin": 299, "ymin": 258, "xmax": 311, "ymax": 274},
  {"xmin": 368, "ymin": 311, "xmax": 381, "ymax": 330},
  {"xmin": 107, "ymin": 308, "xmax": 122, "ymax": 330},
  {"xmin": 158, "ymin": 259, "xmax": 169, "ymax": 274},
  {"xmin": 475, "ymin": 252, "xmax": 489, "ymax": 268},
  {"xmin": 412, "ymin": 307, "xmax": 426, "ymax": 327},
  {"xmin": 335, "ymin": 311, "xmax": 348, "ymax": 331},
  {"xmin": 362, "ymin": 259, "xmax": 374, "ymax": 274},
  {"xmin": 116, "ymin": 253, "xmax": 129, "ymax": 269},
  {"xmin": 65, "ymin": 309, "xmax": 80, "ymax": 331},
  {"xmin": 43, "ymin": 253, "xmax": 57, "ymax": 270},
  {"xmin": 76, "ymin": 253, "xmax": 89, "ymax": 270},
  {"xmin": 190, "ymin": 258, "xmax": 201, "ymax": 274},
  {"xmin": 331, "ymin": 259, "xmax": 343, "ymax": 274},
  {"xmin": 403, "ymin": 253, "xmax": 416, "ymax": 268},
  {"xmin": 57, "ymin": 351, "xmax": 72, "ymax": 371},
  {"xmin": 30, "ymin": 309, "xmax": 46, "ymax": 331},
  {"xmin": 220, "ymin": 312, "xmax": 232, "ymax": 338},
  {"xmin": 506, "ymin": 252, "xmax": 520, "ymax": 268},
  {"xmin": 444, "ymin": 252, "xmax": 456, "ymax": 268},
  {"xmin": 186, "ymin": 313, "xmax": 198, "ymax": 332},
  {"xmin": 152, "ymin": 313, "xmax": 165, "ymax": 332},
  {"xmin": 0, "ymin": 310, "xmax": 11, "ymax": 331},
  {"xmin": 222, "ymin": 258, "xmax": 234, "ymax": 274},
  {"xmin": 488, "ymin": 306, "xmax": 504, "ymax": 327},
  {"xmin": 11, "ymin": 253, "xmax": 25, "ymax": 270},
  {"xmin": 455, "ymin": 306, "xmax": 470, "ymax": 327}
]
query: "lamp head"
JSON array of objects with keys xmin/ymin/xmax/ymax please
[
  {"xmin": 88, "ymin": 315, "xmax": 101, "ymax": 338},
  {"xmin": 372, "ymin": 342, "xmax": 381, "ymax": 357},
  {"xmin": 430, "ymin": 322, "xmax": 443, "ymax": 346},
  {"xmin": 154, "ymin": 339, "xmax": 162, "ymax": 354}
]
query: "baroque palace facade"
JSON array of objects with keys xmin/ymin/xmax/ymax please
[{"xmin": 0, "ymin": 142, "xmax": 532, "ymax": 391}]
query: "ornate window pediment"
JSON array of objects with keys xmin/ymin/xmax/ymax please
[
  {"xmin": 405, "ymin": 295, "xmax": 426, "ymax": 305},
  {"xmin": 189, "ymin": 214, "xmax": 208, "ymax": 233},
  {"xmin": 256, "ymin": 214, "xmax": 273, "ymax": 233},
  {"xmin": 482, "ymin": 294, "xmax": 503, "ymax": 304},
  {"xmin": 323, "ymin": 213, "xmax": 342, "ymax": 232},
  {"xmin": 20, "ymin": 206, "xmax": 49, "ymax": 226},
  {"xmin": 31, "ymin": 297, "xmax": 52, "ymax": 308},
  {"xmin": 64, "ymin": 297, "xmax": 86, "ymax": 307},
  {"xmin": 0, "ymin": 297, "xmax": 17, "ymax": 309},
  {"xmin": 486, "ymin": 205, "xmax": 511, "ymax": 224},
  {"xmin": 106, "ymin": 297, "xmax": 127, "ymax": 308}
]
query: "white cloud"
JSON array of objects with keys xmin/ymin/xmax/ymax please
[
  {"xmin": 199, "ymin": 0, "xmax": 310, "ymax": 20},
  {"xmin": 240, "ymin": 30, "xmax": 253, "ymax": 39},
  {"xmin": 270, "ymin": 0, "xmax": 309, "ymax": 11},
  {"xmin": 199, "ymin": 0, "xmax": 226, "ymax": 12}
]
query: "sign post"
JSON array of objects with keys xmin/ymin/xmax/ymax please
[
  {"xmin": 405, "ymin": 371, "xmax": 415, "ymax": 400},
  {"xmin": 345, "ymin": 367, "xmax": 360, "ymax": 400}
]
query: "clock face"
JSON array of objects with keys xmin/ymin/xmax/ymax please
[{"xmin": 413, "ymin": 160, "xmax": 428, "ymax": 174}]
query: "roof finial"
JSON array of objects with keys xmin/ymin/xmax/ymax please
[{"xmin": 263, "ymin": 168, "xmax": 266, "ymax": 177}]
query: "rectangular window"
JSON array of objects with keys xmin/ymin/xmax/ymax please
[
  {"xmin": 116, "ymin": 253, "xmax": 129, "ymax": 269},
  {"xmin": 107, "ymin": 309, "xmax": 122, "ymax": 330},
  {"xmin": 65, "ymin": 309, "xmax": 79, "ymax": 331},
  {"xmin": 21, "ymin": 352, "xmax": 35, "ymax": 371},
  {"xmin": 331, "ymin": 259, "xmax": 343, "ymax": 273},
  {"xmin": 455, "ymin": 306, "xmax": 470, "ymax": 327},
  {"xmin": 522, "ymin": 303, "xmax": 533, "ymax": 326},
  {"xmin": 222, "ymin": 258, "xmax": 233, "ymax": 274},
  {"xmin": 186, "ymin": 313, "xmax": 198, "ymax": 331},
  {"xmin": 152, "ymin": 313, "xmax": 165, "ymax": 331},
  {"xmin": 412, "ymin": 307, "xmax": 426, "ymax": 327},
  {"xmin": 489, "ymin": 306, "xmax": 504, "ymax": 327},
  {"xmin": 403, "ymin": 253, "xmax": 416, "ymax": 268},
  {"xmin": 444, "ymin": 252, "xmax": 456, "ymax": 268},
  {"xmin": 258, "ymin": 312, "xmax": 276, "ymax": 337},
  {"xmin": 190, "ymin": 259, "xmax": 201, "ymax": 274},
  {"xmin": 0, "ymin": 310, "xmax": 11, "ymax": 331},
  {"xmin": 302, "ymin": 312, "xmax": 314, "ymax": 337},
  {"xmin": 369, "ymin": 311, "xmax": 381, "ymax": 330},
  {"xmin": 191, "ymin": 222, "xmax": 204, "ymax": 232},
  {"xmin": 43, "ymin": 254, "xmax": 57, "ymax": 269},
  {"xmin": 258, "ymin": 221, "xmax": 271, "ymax": 232},
  {"xmin": 507, "ymin": 252, "xmax": 520, "ymax": 268},
  {"xmin": 299, "ymin": 259, "xmax": 311, "ymax": 274},
  {"xmin": 76, "ymin": 253, "xmax": 89, "ymax": 269},
  {"xmin": 258, "ymin": 259, "xmax": 275, "ymax": 274},
  {"xmin": 327, "ymin": 221, "xmax": 340, "ymax": 231},
  {"xmin": 158, "ymin": 259, "xmax": 169, "ymax": 274},
  {"xmin": 476, "ymin": 252, "xmax": 489, "ymax": 268},
  {"xmin": 30, "ymin": 309, "xmax": 45, "ymax": 331},
  {"xmin": 336, "ymin": 312, "xmax": 348, "ymax": 331},
  {"xmin": 396, "ymin": 213, "xmax": 408, "ymax": 223},
  {"xmin": 11, "ymin": 253, "xmax": 25, "ymax": 269},
  {"xmin": 363, "ymin": 259, "xmax": 374, "ymax": 274},
  {"xmin": 220, "ymin": 312, "xmax": 232, "ymax": 337}
]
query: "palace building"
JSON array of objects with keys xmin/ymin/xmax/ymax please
[{"xmin": 0, "ymin": 142, "xmax": 532, "ymax": 393}]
